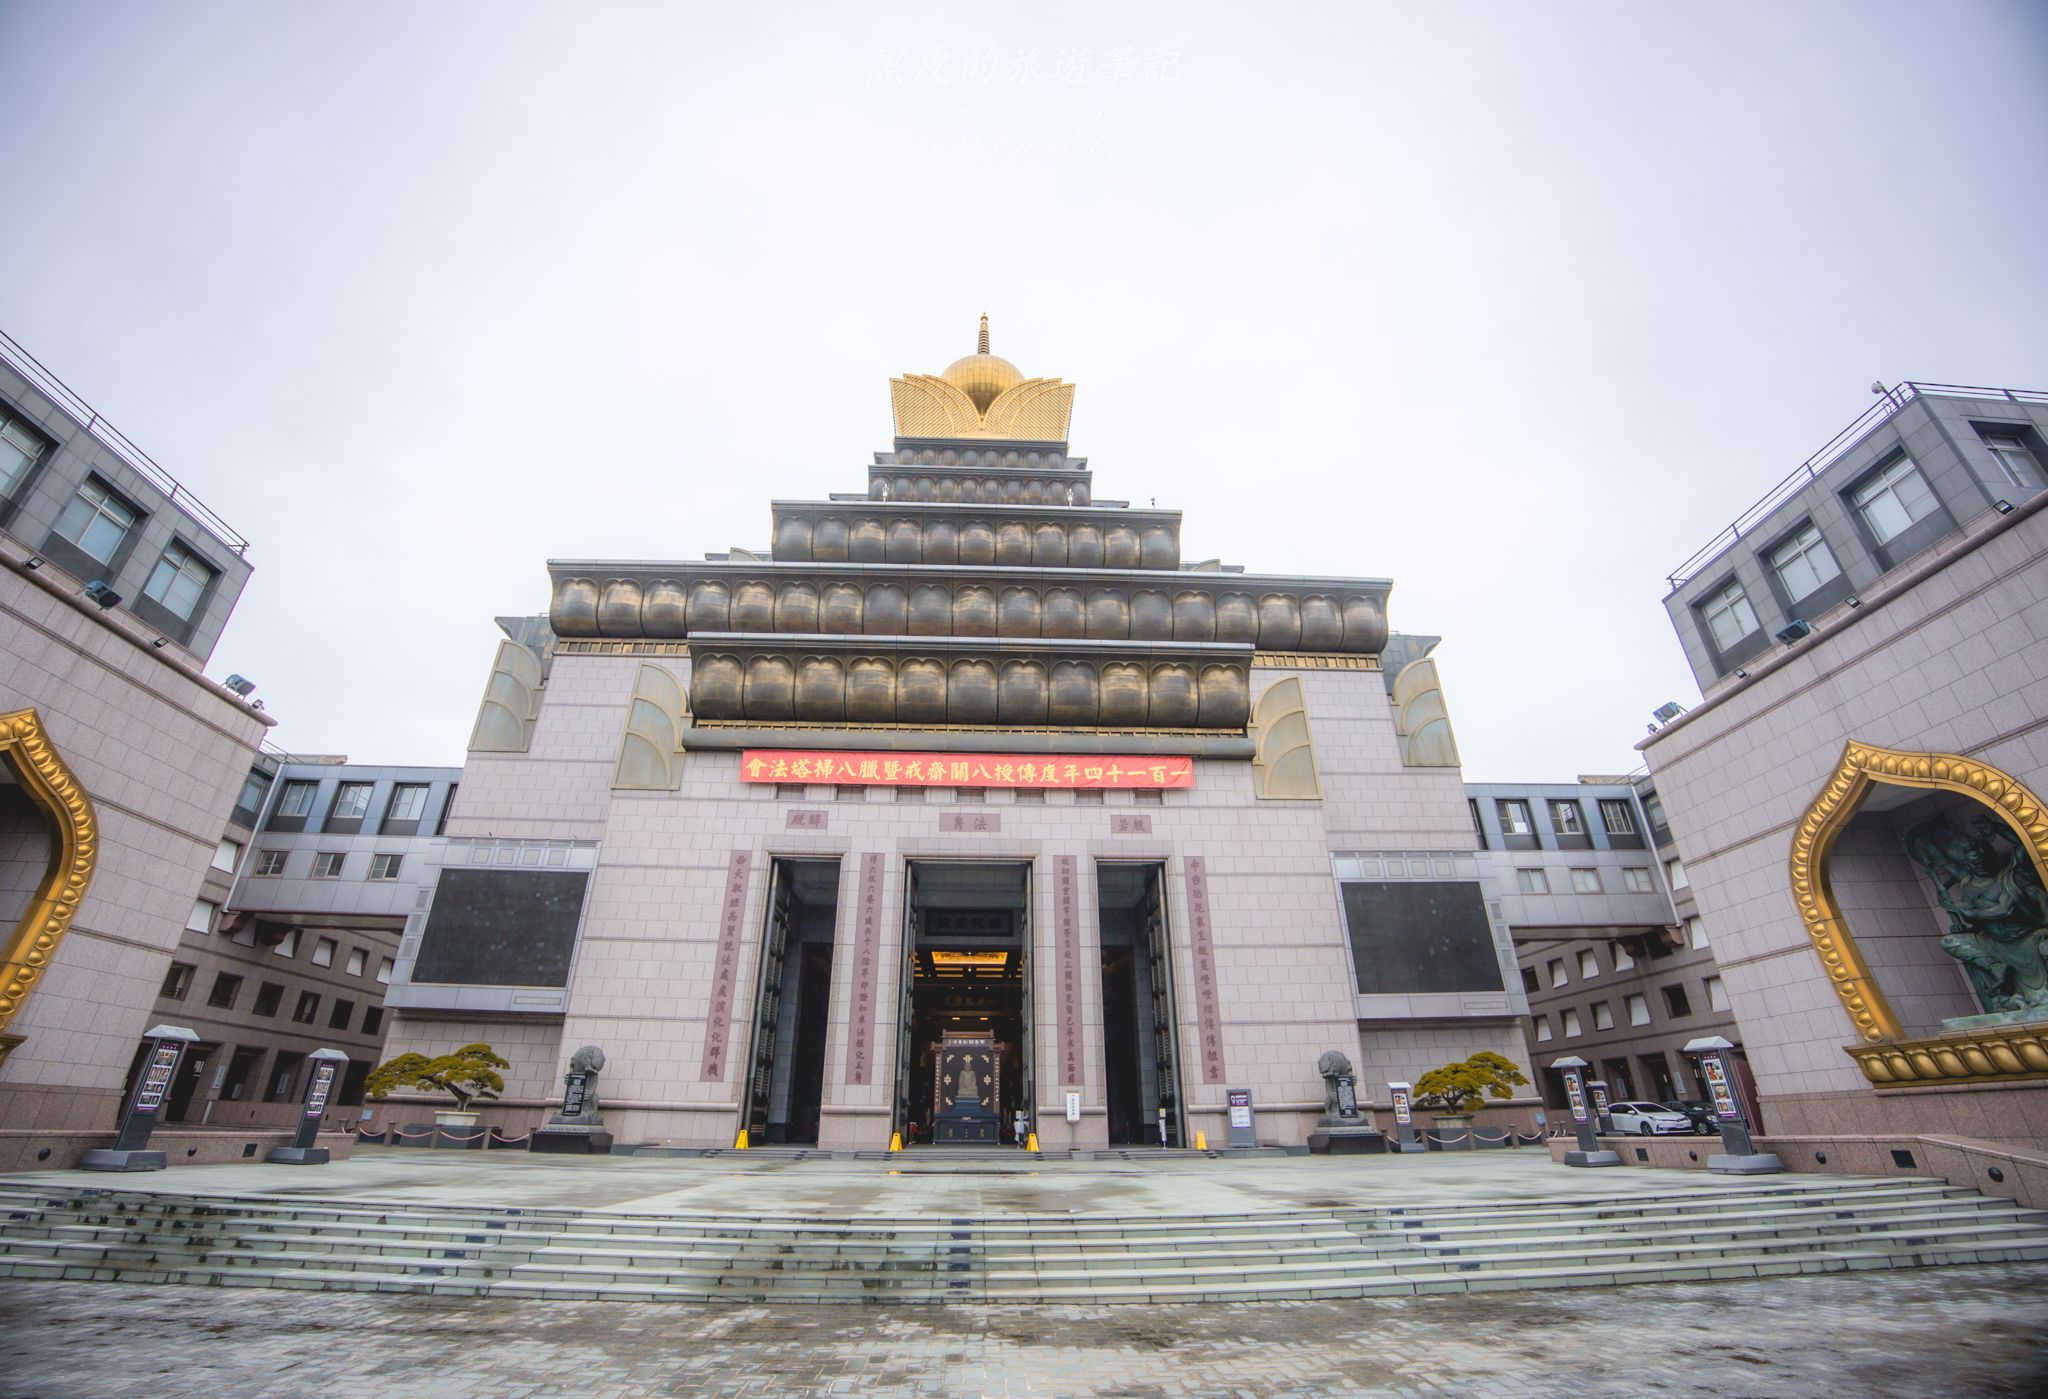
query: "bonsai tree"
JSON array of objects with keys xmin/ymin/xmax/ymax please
[
  {"xmin": 1412, "ymin": 1051, "xmax": 1530, "ymax": 1115},
  {"xmin": 365, "ymin": 1043, "xmax": 510, "ymax": 1112}
]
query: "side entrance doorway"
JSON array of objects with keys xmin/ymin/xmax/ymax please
[{"xmin": 739, "ymin": 858, "xmax": 843, "ymax": 1145}]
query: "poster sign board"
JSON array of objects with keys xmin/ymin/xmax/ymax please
[
  {"xmin": 1703, "ymin": 1055, "xmax": 1741, "ymax": 1119},
  {"xmin": 303, "ymin": 1062, "xmax": 337, "ymax": 1119},
  {"xmin": 1226, "ymin": 1087, "xmax": 1256, "ymax": 1148},
  {"xmin": 1390, "ymin": 1083, "xmax": 1413, "ymax": 1127},
  {"xmin": 1064, "ymin": 1090, "xmax": 1082, "ymax": 1123},
  {"xmin": 1564, "ymin": 1073, "xmax": 1589, "ymax": 1124},
  {"xmin": 133, "ymin": 1044, "xmax": 180, "ymax": 1114}
]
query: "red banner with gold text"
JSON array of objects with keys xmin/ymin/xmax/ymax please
[{"xmin": 739, "ymin": 750, "xmax": 1194, "ymax": 789}]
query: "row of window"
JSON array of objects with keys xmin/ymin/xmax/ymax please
[
  {"xmin": 159, "ymin": 964, "xmax": 386, "ymax": 1036},
  {"xmin": 1697, "ymin": 436, "xmax": 2046, "ymax": 658},
  {"xmin": 1515, "ymin": 865, "xmax": 1658, "ymax": 896},
  {"xmin": 253, "ymin": 849, "xmax": 405, "ymax": 881},
  {"xmin": 1480, "ymin": 797, "xmax": 1638, "ymax": 838},
  {"xmin": 9, "ymin": 447, "xmax": 224, "ymax": 622},
  {"xmin": 178, "ymin": 902, "xmax": 393, "ymax": 982},
  {"xmin": 273, "ymin": 779, "xmax": 447, "ymax": 830},
  {"xmin": 1532, "ymin": 976, "xmax": 1729, "ymax": 1040},
  {"xmin": 1527, "ymin": 919, "xmax": 1710, "ymax": 991}
]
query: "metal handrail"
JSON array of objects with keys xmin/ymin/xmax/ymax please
[
  {"xmin": 0, "ymin": 328, "xmax": 249, "ymax": 556},
  {"xmin": 1665, "ymin": 380, "xmax": 2048, "ymax": 590}
]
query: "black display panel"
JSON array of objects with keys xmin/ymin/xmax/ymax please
[
  {"xmin": 1340, "ymin": 881, "xmax": 1504, "ymax": 994},
  {"xmin": 411, "ymin": 869, "xmax": 590, "ymax": 987}
]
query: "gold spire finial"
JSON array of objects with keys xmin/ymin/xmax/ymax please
[{"xmin": 978, "ymin": 313, "xmax": 989, "ymax": 355}]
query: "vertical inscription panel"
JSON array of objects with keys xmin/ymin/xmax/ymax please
[
  {"xmin": 1055, "ymin": 855, "xmax": 1082, "ymax": 1087},
  {"xmin": 701, "ymin": 850, "xmax": 752, "ymax": 1081},
  {"xmin": 1184, "ymin": 856, "xmax": 1226, "ymax": 1082},
  {"xmin": 847, "ymin": 852, "xmax": 884, "ymax": 1084}
]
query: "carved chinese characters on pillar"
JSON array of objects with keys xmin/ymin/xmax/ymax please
[
  {"xmin": 847, "ymin": 853, "xmax": 884, "ymax": 1084},
  {"xmin": 700, "ymin": 851, "xmax": 751, "ymax": 1080},
  {"xmin": 1056, "ymin": 856, "xmax": 1082, "ymax": 1086},
  {"xmin": 1185, "ymin": 856, "xmax": 1226, "ymax": 1082}
]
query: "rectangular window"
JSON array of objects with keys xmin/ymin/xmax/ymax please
[
  {"xmin": 312, "ymin": 852, "xmax": 345, "ymax": 879},
  {"xmin": 1663, "ymin": 983, "xmax": 1693, "ymax": 1018},
  {"xmin": 1981, "ymin": 432, "xmax": 2046, "ymax": 491},
  {"xmin": 376, "ymin": 957, "xmax": 393, "ymax": 985},
  {"xmin": 206, "ymin": 972, "xmax": 242, "ymax": 1009},
  {"xmin": 142, "ymin": 540, "xmax": 216, "ymax": 621},
  {"xmin": 387, "ymin": 784, "xmax": 430, "ymax": 822},
  {"xmin": 1613, "ymin": 942, "xmax": 1636, "ymax": 971},
  {"xmin": 1593, "ymin": 1001, "xmax": 1614, "ymax": 1031},
  {"xmin": 276, "ymin": 780, "xmax": 319, "ymax": 818},
  {"xmin": 273, "ymin": 927, "xmax": 299, "ymax": 958},
  {"xmin": 1706, "ymin": 975, "xmax": 1730, "ymax": 1011},
  {"xmin": 53, "ymin": 476, "xmax": 138, "ymax": 564},
  {"xmin": 328, "ymin": 998, "xmax": 354, "ymax": 1030},
  {"xmin": 253, "ymin": 982, "xmax": 284, "ymax": 1017},
  {"xmin": 436, "ymin": 785, "xmax": 457, "ymax": 834},
  {"xmin": 1688, "ymin": 916, "xmax": 1709, "ymax": 949},
  {"xmin": 1599, "ymin": 800, "xmax": 1636, "ymax": 836},
  {"xmin": 254, "ymin": 849, "xmax": 288, "ymax": 876},
  {"xmin": 330, "ymin": 783, "xmax": 374, "ymax": 820},
  {"xmin": 1626, "ymin": 992, "xmax": 1650, "ymax": 1026},
  {"xmin": 159, "ymin": 963, "xmax": 194, "ymax": 1000},
  {"xmin": 1768, "ymin": 523, "xmax": 1841, "ymax": 602},
  {"xmin": 292, "ymin": 990, "xmax": 321, "ymax": 1024},
  {"xmin": 1550, "ymin": 800, "xmax": 1585, "ymax": 836},
  {"xmin": 1562, "ymin": 1008, "xmax": 1583, "ymax": 1037},
  {"xmin": 212, "ymin": 838, "xmax": 241, "ymax": 873},
  {"xmin": 1570, "ymin": 868, "xmax": 1602, "ymax": 894},
  {"xmin": 186, "ymin": 899, "xmax": 216, "ymax": 934},
  {"xmin": 1520, "ymin": 965, "xmax": 1540, "ymax": 994},
  {"xmin": 1547, "ymin": 957, "xmax": 1568, "ymax": 988},
  {"xmin": 1497, "ymin": 800, "xmax": 1532, "ymax": 835},
  {"xmin": 0, "ymin": 414, "xmax": 48, "ymax": 497},
  {"xmin": 311, "ymin": 936, "xmax": 337, "ymax": 968},
  {"xmin": 1849, "ymin": 455, "xmax": 1939, "ymax": 544},
  {"xmin": 1666, "ymin": 857, "xmax": 1689, "ymax": 890},
  {"xmin": 1534, "ymin": 1014, "xmax": 1553, "ymax": 1042},
  {"xmin": 345, "ymin": 948, "xmax": 366, "ymax": 977},
  {"xmin": 362, "ymin": 1004, "xmax": 384, "ymax": 1036},
  {"xmin": 1468, "ymin": 799, "xmax": 1488, "ymax": 849},
  {"xmin": 265, "ymin": 1053, "xmax": 304, "ymax": 1103},
  {"xmin": 1700, "ymin": 580, "xmax": 1761, "ymax": 651},
  {"xmin": 1578, "ymin": 949, "xmax": 1600, "ymax": 979},
  {"xmin": 1623, "ymin": 867, "xmax": 1654, "ymax": 894},
  {"xmin": 369, "ymin": 853, "xmax": 403, "ymax": 881},
  {"xmin": 1517, "ymin": 868, "xmax": 1549, "ymax": 895}
]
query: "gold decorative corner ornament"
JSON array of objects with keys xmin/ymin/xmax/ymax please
[
  {"xmin": 1847, "ymin": 1022, "xmax": 2048, "ymax": 1087},
  {"xmin": 0, "ymin": 708, "xmax": 98, "ymax": 1042},
  {"xmin": 1790, "ymin": 740, "xmax": 2048, "ymax": 1049},
  {"xmin": 889, "ymin": 315, "xmax": 1075, "ymax": 443}
]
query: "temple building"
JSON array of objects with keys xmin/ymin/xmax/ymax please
[
  {"xmin": 375, "ymin": 320, "xmax": 1536, "ymax": 1150},
  {"xmin": 1643, "ymin": 381, "xmax": 2048, "ymax": 1179}
]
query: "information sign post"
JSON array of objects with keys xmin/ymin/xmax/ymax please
[
  {"xmin": 81, "ymin": 1026, "xmax": 199, "ymax": 1172},
  {"xmin": 1685, "ymin": 1036, "xmax": 1783, "ymax": 1174},
  {"xmin": 1551, "ymin": 1056, "xmax": 1620, "ymax": 1167},
  {"xmin": 268, "ymin": 1048, "xmax": 348, "ymax": 1164}
]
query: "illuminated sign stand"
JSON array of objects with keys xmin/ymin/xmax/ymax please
[
  {"xmin": 81, "ymin": 1025, "xmax": 199, "ymax": 1172},
  {"xmin": 267, "ymin": 1048, "xmax": 349, "ymax": 1164},
  {"xmin": 1550, "ymin": 1056, "xmax": 1620, "ymax": 1167},
  {"xmin": 1386, "ymin": 1081, "xmax": 1425, "ymax": 1153},
  {"xmin": 1685, "ymin": 1036, "xmax": 1782, "ymax": 1174}
]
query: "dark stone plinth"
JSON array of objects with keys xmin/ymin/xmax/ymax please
[
  {"xmin": 264, "ymin": 1146, "xmax": 331, "ymax": 1165},
  {"xmin": 1307, "ymin": 1127, "xmax": 1386, "ymax": 1155},
  {"xmin": 1564, "ymin": 1149, "xmax": 1623, "ymax": 1167},
  {"xmin": 934, "ymin": 1103, "xmax": 998, "ymax": 1144},
  {"xmin": 78, "ymin": 1149, "xmax": 167, "ymax": 1172},
  {"xmin": 1709, "ymin": 1152, "xmax": 1784, "ymax": 1174},
  {"xmin": 531, "ymin": 1128, "xmax": 614, "ymax": 1154}
]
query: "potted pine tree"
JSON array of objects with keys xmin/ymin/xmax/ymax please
[
  {"xmin": 1413, "ymin": 1051, "xmax": 1530, "ymax": 1150},
  {"xmin": 365, "ymin": 1043, "xmax": 510, "ymax": 1130}
]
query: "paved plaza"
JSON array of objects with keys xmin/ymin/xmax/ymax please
[{"xmin": 0, "ymin": 1264, "xmax": 2041, "ymax": 1398}]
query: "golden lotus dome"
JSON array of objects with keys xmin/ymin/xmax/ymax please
[{"xmin": 940, "ymin": 314, "xmax": 1023, "ymax": 412}]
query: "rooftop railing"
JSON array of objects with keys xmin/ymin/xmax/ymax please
[
  {"xmin": 0, "ymin": 328, "xmax": 249, "ymax": 557},
  {"xmin": 1666, "ymin": 381, "xmax": 2048, "ymax": 590}
]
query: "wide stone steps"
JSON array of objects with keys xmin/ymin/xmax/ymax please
[{"xmin": 4, "ymin": 1173, "xmax": 2046, "ymax": 1304}]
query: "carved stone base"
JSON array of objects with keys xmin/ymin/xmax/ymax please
[{"xmin": 1847, "ymin": 1023, "xmax": 2048, "ymax": 1088}]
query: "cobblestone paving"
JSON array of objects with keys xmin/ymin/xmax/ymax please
[{"xmin": 2, "ymin": 1266, "xmax": 2043, "ymax": 1398}]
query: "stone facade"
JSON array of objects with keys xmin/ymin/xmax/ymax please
[
  {"xmin": 379, "ymin": 326, "xmax": 1536, "ymax": 1149},
  {"xmin": 1644, "ymin": 384, "xmax": 2048, "ymax": 1153}
]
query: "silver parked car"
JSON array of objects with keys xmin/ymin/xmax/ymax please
[{"xmin": 1606, "ymin": 1101, "xmax": 1695, "ymax": 1135}]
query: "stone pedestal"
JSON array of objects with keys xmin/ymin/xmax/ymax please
[
  {"xmin": 531, "ymin": 1127, "xmax": 614, "ymax": 1154},
  {"xmin": 76, "ymin": 1149, "xmax": 167, "ymax": 1172},
  {"xmin": 264, "ymin": 1146, "xmax": 331, "ymax": 1166},
  {"xmin": 1709, "ymin": 1152, "xmax": 1785, "ymax": 1174},
  {"xmin": 1563, "ymin": 1148, "xmax": 1623, "ymax": 1167},
  {"xmin": 1307, "ymin": 1126, "xmax": 1387, "ymax": 1154}
]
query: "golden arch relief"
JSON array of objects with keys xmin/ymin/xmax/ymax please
[
  {"xmin": 0, "ymin": 709, "xmax": 98, "ymax": 1048},
  {"xmin": 1790, "ymin": 741, "xmax": 2048, "ymax": 1079}
]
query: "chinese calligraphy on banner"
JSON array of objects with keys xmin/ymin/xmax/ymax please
[
  {"xmin": 846, "ymin": 853, "xmax": 883, "ymax": 1085},
  {"xmin": 700, "ymin": 851, "xmax": 751, "ymax": 1081},
  {"xmin": 740, "ymin": 751, "xmax": 1194, "ymax": 790},
  {"xmin": 1184, "ymin": 856, "xmax": 1226, "ymax": 1083}
]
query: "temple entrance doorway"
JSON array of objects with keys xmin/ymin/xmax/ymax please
[
  {"xmin": 893, "ymin": 861, "xmax": 1031, "ymax": 1147},
  {"xmin": 740, "ymin": 858, "xmax": 842, "ymax": 1145},
  {"xmin": 1097, "ymin": 862, "xmax": 1185, "ymax": 1147}
]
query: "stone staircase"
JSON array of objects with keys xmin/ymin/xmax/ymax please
[{"xmin": 1, "ymin": 1175, "xmax": 2044, "ymax": 1304}]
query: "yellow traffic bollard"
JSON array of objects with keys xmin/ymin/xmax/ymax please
[
  {"xmin": 1194, "ymin": 1130, "xmax": 1208, "ymax": 1151},
  {"xmin": 1025, "ymin": 1132, "xmax": 1039, "ymax": 1152},
  {"xmin": 733, "ymin": 1128, "xmax": 749, "ymax": 1150},
  {"xmin": 888, "ymin": 1131, "xmax": 903, "ymax": 1152}
]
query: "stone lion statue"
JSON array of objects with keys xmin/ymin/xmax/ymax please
[
  {"xmin": 569, "ymin": 1045, "xmax": 607, "ymax": 1074},
  {"xmin": 1316, "ymin": 1050, "xmax": 1353, "ymax": 1080}
]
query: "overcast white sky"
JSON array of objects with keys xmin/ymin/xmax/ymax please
[{"xmin": 4, "ymin": 2, "xmax": 2044, "ymax": 780}]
